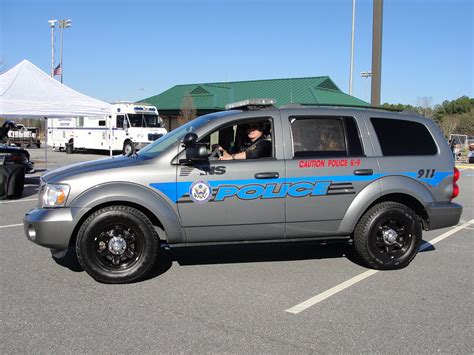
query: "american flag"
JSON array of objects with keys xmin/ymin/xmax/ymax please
[{"xmin": 53, "ymin": 63, "xmax": 62, "ymax": 76}]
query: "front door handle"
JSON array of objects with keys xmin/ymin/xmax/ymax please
[
  {"xmin": 255, "ymin": 172, "xmax": 279, "ymax": 179},
  {"xmin": 354, "ymin": 169, "xmax": 373, "ymax": 176}
]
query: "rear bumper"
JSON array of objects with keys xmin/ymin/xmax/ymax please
[{"xmin": 426, "ymin": 202, "xmax": 463, "ymax": 230}]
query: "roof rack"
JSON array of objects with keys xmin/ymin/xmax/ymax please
[
  {"xmin": 225, "ymin": 98, "xmax": 276, "ymax": 111},
  {"xmin": 279, "ymin": 103, "xmax": 403, "ymax": 112}
]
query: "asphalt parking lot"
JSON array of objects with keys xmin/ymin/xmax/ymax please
[{"xmin": 1, "ymin": 147, "xmax": 473, "ymax": 353}]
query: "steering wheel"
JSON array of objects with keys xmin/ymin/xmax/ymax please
[{"xmin": 209, "ymin": 147, "xmax": 223, "ymax": 161}]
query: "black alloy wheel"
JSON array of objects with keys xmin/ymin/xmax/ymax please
[
  {"xmin": 76, "ymin": 205, "xmax": 159, "ymax": 283},
  {"xmin": 354, "ymin": 201, "xmax": 422, "ymax": 270}
]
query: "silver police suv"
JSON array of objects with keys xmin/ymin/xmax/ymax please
[{"xmin": 24, "ymin": 103, "xmax": 463, "ymax": 283}]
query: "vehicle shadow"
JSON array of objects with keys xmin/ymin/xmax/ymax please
[
  {"xmin": 168, "ymin": 241, "xmax": 351, "ymax": 266},
  {"xmin": 53, "ymin": 240, "xmax": 433, "ymax": 282},
  {"xmin": 22, "ymin": 176, "xmax": 40, "ymax": 198},
  {"xmin": 53, "ymin": 241, "xmax": 355, "ymax": 281},
  {"xmin": 419, "ymin": 240, "xmax": 436, "ymax": 252},
  {"xmin": 146, "ymin": 241, "xmax": 355, "ymax": 281},
  {"xmin": 53, "ymin": 246, "xmax": 174, "ymax": 280}
]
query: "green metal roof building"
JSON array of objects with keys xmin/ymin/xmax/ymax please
[{"xmin": 142, "ymin": 76, "xmax": 368, "ymax": 130}]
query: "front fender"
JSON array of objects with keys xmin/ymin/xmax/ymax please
[
  {"xmin": 69, "ymin": 182, "xmax": 185, "ymax": 244},
  {"xmin": 338, "ymin": 176, "xmax": 434, "ymax": 234}
]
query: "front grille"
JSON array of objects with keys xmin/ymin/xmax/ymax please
[{"xmin": 148, "ymin": 133, "xmax": 163, "ymax": 141}]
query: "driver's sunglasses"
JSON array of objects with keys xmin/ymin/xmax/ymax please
[{"xmin": 247, "ymin": 124, "xmax": 261, "ymax": 131}]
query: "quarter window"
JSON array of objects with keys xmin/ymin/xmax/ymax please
[
  {"xmin": 290, "ymin": 116, "xmax": 363, "ymax": 157},
  {"xmin": 371, "ymin": 117, "xmax": 437, "ymax": 156}
]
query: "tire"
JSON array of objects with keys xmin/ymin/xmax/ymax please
[
  {"xmin": 76, "ymin": 205, "xmax": 159, "ymax": 283},
  {"xmin": 123, "ymin": 141, "xmax": 134, "ymax": 156},
  {"xmin": 353, "ymin": 202, "xmax": 422, "ymax": 270}
]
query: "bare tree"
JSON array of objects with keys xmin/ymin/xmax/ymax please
[
  {"xmin": 416, "ymin": 96, "xmax": 434, "ymax": 118},
  {"xmin": 178, "ymin": 95, "xmax": 197, "ymax": 126},
  {"xmin": 439, "ymin": 114, "xmax": 461, "ymax": 137}
]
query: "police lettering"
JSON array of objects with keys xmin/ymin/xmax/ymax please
[
  {"xmin": 214, "ymin": 181, "xmax": 331, "ymax": 201},
  {"xmin": 328, "ymin": 159, "xmax": 348, "ymax": 167}
]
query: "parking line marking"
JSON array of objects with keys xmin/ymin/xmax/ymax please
[
  {"xmin": 419, "ymin": 219, "xmax": 474, "ymax": 251},
  {"xmin": 286, "ymin": 270, "xmax": 378, "ymax": 314},
  {"xmin": 0, "ymin": 223, "xmax": 23, "ymax": 229},
  {"xmin": 0, "ymin": 198, "xmax": 37, "ymax": 204},
  {"xmin": 286, "ymin": 219, "xmax": 474, "ymax": 315}
]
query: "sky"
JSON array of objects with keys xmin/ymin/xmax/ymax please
[{"xmin": 1, "ymin": 0, "xmax": 473, "ymax": 107}]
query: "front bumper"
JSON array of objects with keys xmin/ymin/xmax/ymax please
[
  {"xmin": 426, "ymin": 202, "xmax": 463, "ymax": 230},
  {"xmin": 24, "ymin": 207, "xmax": 83, "ymax": 251}
]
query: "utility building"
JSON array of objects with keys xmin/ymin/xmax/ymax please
[{"xmin": 141, "ymin": 76, "xmax": 367, "ymax": 131}]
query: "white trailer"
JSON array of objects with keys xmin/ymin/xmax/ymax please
[{"xmin": 47, "ymin": 103, "xmax": 167, "ymax": 154}]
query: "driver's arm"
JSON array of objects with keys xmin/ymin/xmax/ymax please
[{"xmin": 219, "ymin": 148, "xmax": 246, "ymax": 160}]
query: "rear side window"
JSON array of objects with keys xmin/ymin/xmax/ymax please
[
  {"xmin": 290, "ymin": 116, "xmax": 363, "ymax": 158},
  {"xmin": 371, "ymin": 117, "xmax": 437, "ymax": 156}
]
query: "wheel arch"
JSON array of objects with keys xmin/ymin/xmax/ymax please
[
  {"xmin": 67, "ymin": 182, "xmax": 184, "ymax": 248},
  {"xmin": 339, "ymin": 176, "xmax": 433, "ymax": 234},
  {"xmin": 68, "ymin": 200, "xmax": 167, "ymax": 249}
]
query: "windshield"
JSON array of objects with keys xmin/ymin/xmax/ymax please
[
  {"xmin": 127, "ymin": 114, "xmax": 162, "ymax": 128},
  {"xmin": 138, "ymin": 111, "xmax": 235, "ymax": 158}
]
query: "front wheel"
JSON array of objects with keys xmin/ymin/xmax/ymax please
[
  {"xmin": 76, "ymin": 206, "xmax": 159, "ymax": 283},
  {"xmin": 353, "ymin": 202, "xmax": 422, "ymax": 270},
  {"xmin": 123, "ymin": 141, "xmax": 134, "ymax": 156}
]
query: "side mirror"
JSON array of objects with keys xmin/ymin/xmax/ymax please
[
  {"xmin": 186, "ymin": 144, "xmax": 208, "ymax": 161},
  {"xmin": 182, "ymin": 132, "xmax": 198, "ymax": 147},
  {"xmin": 182, "ymin": 133, "xmax": 207, "ymax": 161}
]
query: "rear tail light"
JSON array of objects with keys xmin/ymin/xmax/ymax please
[{"xmin": 451, "ymin": 167, "xmax": 460, "ymax": 199}]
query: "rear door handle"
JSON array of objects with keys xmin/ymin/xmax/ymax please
[
  {"xmin": 255, "ymin": 172, "xmax": 279, "ymax": 179},
  {"xmin": 354, "ymin": 169, "xmax": 373, "ymax": 176}
]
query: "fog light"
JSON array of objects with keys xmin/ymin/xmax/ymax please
[{"xmin": 28, "ymin": 225, "xmax": 36, "ymax": 241}]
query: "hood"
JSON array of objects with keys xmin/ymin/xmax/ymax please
[{"xmin": 42, "ymin": 155, "xmax": 146, "ymax": 183}]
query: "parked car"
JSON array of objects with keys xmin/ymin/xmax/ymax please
[
  {"xmin": 0, "ymin": 121, "xmax": 35, "ymax": 173},
  {"xmin": 24, "ymin": 101, "xmax": 462, "ymax": 283}
]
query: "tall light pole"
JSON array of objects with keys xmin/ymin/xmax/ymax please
[
  {"xmin": 48, "ymin": 19, "xmax": 57, "ymax": 77},
  {"xmin": 58, "ymin": 19, "xmax": 72, "ymax": 83},
  {"xmin": 361, "ymin": 71, "xmax": 372, "ymax": 103},
  {"xmin": 349, "ymin": 0, "xmax": 356, "ymax": 96},
  {"xmin": 371, "ymin": 0, "xmax": 383, "ymax": 106}
]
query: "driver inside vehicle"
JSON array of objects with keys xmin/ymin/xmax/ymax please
[{"xmin": 218, "ymin": 123, "xmax": 272, "ymax": 160}]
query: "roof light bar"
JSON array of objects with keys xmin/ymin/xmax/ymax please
[{"xmin": 225, "ymin": 98, "xmax": 276, "ymax": 111}]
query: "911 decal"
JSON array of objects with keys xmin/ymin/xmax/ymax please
[{"xmin": 417, "ymin": 169, "xmax": 436, "ymax": 179}]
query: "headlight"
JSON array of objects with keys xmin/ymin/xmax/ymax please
[{"xmin": 41, "ymin": 184, "xmax": 70, "ymax": 208}]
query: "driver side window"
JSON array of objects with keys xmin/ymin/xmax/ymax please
[{"xmin": 199, "ymin": 118, "xmax": 273, "ymax": 160}]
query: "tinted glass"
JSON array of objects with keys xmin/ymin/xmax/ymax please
[
  {"xmin": 371, "ymin": 117, "xmax": 437, "ymax": 156},
  {"xmin": 116, "ymin": 115, "xmax": 125, "ymax": 128},
  {"xmin": 290, "ymin": 116, "xmax": 364, "ymax": 158}
]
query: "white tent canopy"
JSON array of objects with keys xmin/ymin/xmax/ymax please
[
  {"xmin": 0, "ymin": 59, "xmax": 111, "ymax": 118},
  {"xmin": 0, "ymin": 60, "xmax": 114, "ymax": 166}
]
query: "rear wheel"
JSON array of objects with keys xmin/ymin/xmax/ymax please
[
  {"xmin": 353, "ymin": 202, "xmax": 422, "ymax": 270},
  {"xmin": 76, "ymin": 206, "xmax": 159, "ymax": 283}
]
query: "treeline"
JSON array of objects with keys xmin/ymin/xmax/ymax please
[{"xmin": 382, "ymin": 96, "xmax": 474, "ymax": 137}]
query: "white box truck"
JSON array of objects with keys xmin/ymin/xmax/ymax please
[{"xmin": 47, "ymin": 103, "xmax": 167, "ymax": 154}]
